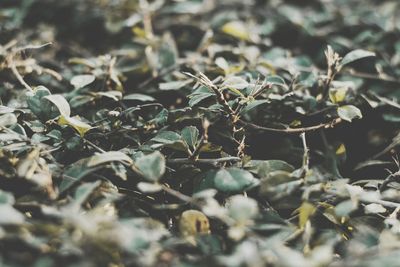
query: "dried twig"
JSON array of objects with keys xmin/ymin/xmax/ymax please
[
  {"xmin": 238, "ymin": 118, "xmax": 342, "ymax": 134},
  {"xmin": 167, "ymin": 156, "xmax": 241, "ymax": 166}
]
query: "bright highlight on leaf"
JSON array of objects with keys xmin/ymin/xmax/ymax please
[
  {"xmin": 337, "ymin": 105, "xmax": 362, "ymax": 122},
  {"xmin": 70, "ymin": 74, "xmax": 96, "ymax": 89},
  {"xmin": 341, "ymin": 49, "xmax": 376, "ymax": 67},
  {"xmin": 44, "ymin": 94, "xmax": 71, "ymax": 117},
  {"xmin": 135, "ymin": 151, "xmax": 166, "ymax": 182}
]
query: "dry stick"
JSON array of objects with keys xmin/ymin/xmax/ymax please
[
  {"xmin": 186, "ymin": 72, "xmax": 246, "ymax": 158},
  {"xmin": 238, "ymin": 117, "xmax": 342, "ymax": 134},
  {"xmin": 83, "ymin": 137, "xmax": 106, "ymax": 153},
  {"xmin": 161, "ymin": 185, "xmax": 192, "ymax": 203},
  {"xmin": 14, "ymin": 42, "xmax": 53, "ymax": 53},
  {"xmin": 10, "ymin": 60, "xmax": 33, "ymax": 91},
  {"xmin": 167, "ymin": 156, "xmax": 241, "ymax": 165},
  {"xmin": 7, "ymin": 41, "xmax": 54, "ymax": 91},
  {"xmin": 295, "ymin": 65, "xmax": 400, "ymax": 84}
]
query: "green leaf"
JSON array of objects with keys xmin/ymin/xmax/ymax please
[
  {"xmin": 334, "ymin": 199, "xmax": 356, "ymax": 217},
  {"xmin": 0, "ymin": 190, "xmax": 15, "ymax": 205},
  {"xmin": 199, "ymin": 143, "xmax": 222, "ymax": 153},
  {"xmin": 266, "ymin": 75, "xmax": 287, "ymax": 87},
  {"xmin": 123, "ymin": 93, "xmax": 155, "ymax": 102},
  {"xmin": 43, "ymin": 94, "xmax": 71, "ymax": 117},
  {"xmin": 151, "ymin": 131, "xmax": 182, "ymax": 144},
  {"xmin": 159, "ymin": 80, "xmax": 192, "ymax": 90},
  {"xmin": 181, "ymin": 126, "xmax": 199, "ymax": 148},
  {"xmin": 95, "ymin": 91, "xmax": 122, "ymax": 101},
  {"xmin": 260, "ymin": 171, "xmax": 300, "ymax": 201},
  {"xmin": 364, "ymin": 203, "xmax": 386, "ymax": 214},
  {"xmin": 135, "ymin": 151, "xmax": 166, "ymax": 182},
  {"xmin": 337, "ymin": 105, "xmax": 362, "ymax": 122},
  {"xmin": 60, "ymin": 151, "xmax": 133, "ymax": 193},
  {"xmin": 222, "ymin": 76, "xmax": 249, "ymax": 90},
  {"xmin": 246, "ymin": 160, "xmax": 295, "ymax": 177},
  {"xmin": 215, "ymin": 57, "xmax": 229, "ymax": 72},
  {"xmin": 214, "ymin": 167, "xmax": 259, "ymax": 193},
  {"xmin": 88, "ymin": 151, "xmax": 133, "ymax": 167},
  {"xmin": 0, "ymin": 113, "xmax": 17, "ymax": 127},
  {"xmin": 26, "ymin": 86, "xmax": 53, "ymax": 120},
  {"xmin": 137, "ymin": 182, "xmax": 163, "ymax": 193},
  {"xmin": 0, "ymin": 205, "xmax": 25, "ymax": 225},
  {"xmin": 240, "ymin": 99, "xmax": 270, "ymax": 114},
  {"xmin": 341, "ymin": 49, "xmax": 375, "ymax": 67},
  {"xmin": 188, "ymin": 92, "xmax": 214, "ymax": 107},
  {"xmin": 151, "ymin": 131, "xmax": 188, "ymax": 151},
  {"xmin": 73, "ymin": 181, "xmax": 101, "ymax": 207},
  {"xmin": 70, "ymin": 74, "xmax": 96, "ymax": 89},
  {"xmin": 226, "ymin": 195, "xmax": 259, "ymax": 223}
]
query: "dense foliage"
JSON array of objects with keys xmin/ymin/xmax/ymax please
[{"xmin": 1, "ymin": 0, "xmax": 400, "ymax": 266}]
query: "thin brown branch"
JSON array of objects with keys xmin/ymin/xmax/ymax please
[
  {"xmin": 167, "ymin": 156, "xmax": 241, "ymax": 165},
  {"xmin": 239, "ymin": 118, "xmax": 342, "ymax": 134}
]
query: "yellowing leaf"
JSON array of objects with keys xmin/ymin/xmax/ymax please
[
  {"xmin": 329, "ymin": 87, "xmax": 348, "ymax": 104},
  {"xmin": 336, "ymin": 144, "xmax": 346, "ymax": 155},
  {"xmin": 132, "ymin": 26, "xmax": 147, "ymax": 38},
  {"xmin": 298, "ymin": 202, "xmax": 316, "ymax": 229},
  {"xmin": 58, "ymin": 115, "xmax": 92, "ymax": 136},
  {"xmin": 179, "ymin": 210, "xmax": 210, "ymax": 244},
  {"xmin": 221, "ymin": 21, "xmax": 251, "ymax": 41}
]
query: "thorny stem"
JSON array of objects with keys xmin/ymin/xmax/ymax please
[
  {"xmin": 238, "ymin": 118, "xmax": 342, "ymax": 134},
  {"xmin": 186, "ymin": 72, "xmax": 247, "ymax": 159},
  {"xmin": 168, "ymin": 156, "xmax": 241, "ymax": 165},
  {"xmin": 322, "ymin": 46, "xmax": 342, "ymax": 100}
]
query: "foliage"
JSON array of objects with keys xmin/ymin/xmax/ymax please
[{"xmin": 1, "ymin": 0, "xmax": 400, "ymax": 266}]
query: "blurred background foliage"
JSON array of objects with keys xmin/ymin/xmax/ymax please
[{"xmin": 1, "ymin": 0, "xmax": 400, "ymax": 266}]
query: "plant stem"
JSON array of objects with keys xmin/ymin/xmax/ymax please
[{"xmin": 238, "ymin": 118, "xmax": 342, "ymax": 134}]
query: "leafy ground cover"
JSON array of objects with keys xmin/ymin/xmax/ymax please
[{"xmin": 1, "ymin": 0, "xmax": 400, "ymax": 266}]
